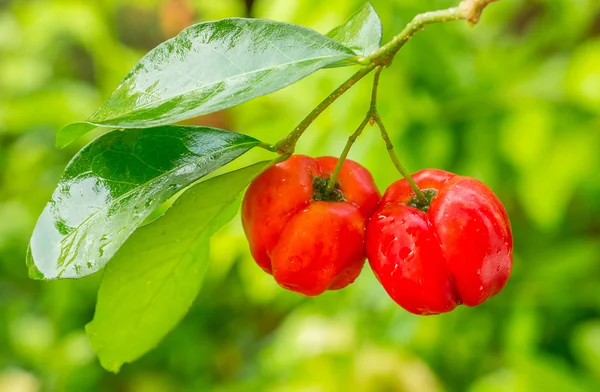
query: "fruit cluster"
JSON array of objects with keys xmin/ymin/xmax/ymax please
[{"xmin": 242, "ymin": 155, "xmax": 512, "ymax": 315}]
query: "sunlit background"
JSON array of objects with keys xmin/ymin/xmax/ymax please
[{"xmin": 1, "ymin": 0, "xmax": 600, "ymax": 391}]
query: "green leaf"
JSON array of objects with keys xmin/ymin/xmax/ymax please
[
  {"xmin": 326, "ymin": 3, "xmax": 382, "ymax": 66},
  {"xmin": 56, "ymin": 122, "xmax": 97, "ymax": 148},
  {"xmin": 27, "ymin": 125, "xmax": 261, "ymax": 280},
  {"xmin": 86, "ymin": 161, "xmax": 268, "ymax": 372},
  {"xmin": 56, "ymin": 18, "xmax": 356, "ymax": 147}
]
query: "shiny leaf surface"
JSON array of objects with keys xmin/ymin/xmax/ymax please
[
  {"xmin": 28, "ymin": 125, "xmax": 260, "ymax": 279},
  {"xmin": 57, "ymin": 18, "xmax": 356, "ymax": 147},
  {"xmin": 326, "ymin": 2, "xmax": 382, "ymax": 65},
  {"xmin": 86, "ymin": 162, "xmax": 268, "ymax": 372}
]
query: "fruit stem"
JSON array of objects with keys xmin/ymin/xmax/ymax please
[
  {"xmin": 324, "ymin": 66, "xmax": 383, "ymax": 195},
  {"xmin": 274, "ymin": 65, "xmax": 375, "ymax": 154},
  {"xmin": 324, "ymin": 116, "xmax": 371, "ymax": 195},
  {"xmin": 372, "ymin": 67, "xmax": 427, "ymax": 205},
  {"xmin": 274, "ymin": 0, "xmax": 500, "ymax": 155},
  {"xmin": 325, "ymin": 67, "xmax": 427, "ymax": 205},
  {"xmin": 374, "ymin": 114, "xmax": 427, "ymax": 205},
  {"xmin": 368, "ymin": 66, "xmax": 383, "ymax": 112}
]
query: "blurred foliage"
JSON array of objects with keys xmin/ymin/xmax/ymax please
[{"xmin": 1, "ymin": 0, "xmax": 599, "ymax": 391}]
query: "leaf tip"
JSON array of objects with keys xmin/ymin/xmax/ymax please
[
  {"xmin": 56, "ymin": 122, "xmax": 97, "ymax": 149},
  {"xmin": 86, "ymin": 322, "xmax": 124, "ymax": 373},
  {"xmin": 99, "ymin": 355, "xmax": 124, "ymax": 373},
  {"xmin": 27, "ymin": 265, "xmax": 45, "ymax": 280},
  {"xmin": 26, "ymin": 245, "xmax": 46, "ymax": 280}
]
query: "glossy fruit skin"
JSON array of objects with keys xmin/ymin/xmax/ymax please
[
  {"xmin": 242, "ymin": 155, "xmax": 380, "ymax": 296},
  {"xmin": 366, "ymin": 169, "xmax": 512, "ymax": 315}
]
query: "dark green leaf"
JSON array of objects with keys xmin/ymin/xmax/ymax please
[
  {"xmin": 86, "ymin": 162, "xmax": 268, "ymax": 372},
  {"xmin": 326, "ymin": 3, "xmax": 382, "ymax": 67},
  {"xmin": 57, "ymin": 18, "xmax": 356, "ymax": 147},
  {"xmin": 28, "ymin": 125, "xmax": 261, "ymax": 280}
]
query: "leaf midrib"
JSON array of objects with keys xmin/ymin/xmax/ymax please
[{"xmin": 90, "ymin": 54, "xmax": 352, "ymax": 125}]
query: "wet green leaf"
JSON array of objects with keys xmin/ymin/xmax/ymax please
[
  {"xmin": 326, "ymin": 3, "xmax": 382, "ymax": 66},
  {"xmin": 56, "ymin": 18, "xmax": 356, "ymax": 147},
  {"xmin": 28, "ymin": 125, "xmax": 261, "ymax": 280},
  {"xmin": 86, "ymin": 162, "xmax": 268, "ymax": 372}
]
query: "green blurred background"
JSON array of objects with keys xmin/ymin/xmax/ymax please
[{"xmin": 1, "ymin": 0, "xmax": 599, "ymax": 391}]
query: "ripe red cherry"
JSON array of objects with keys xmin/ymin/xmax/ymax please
[
  {"xmin": 242, "ymin": 155, "xmax": 380, "ymax": 296},
  {"xmin": 366, "ymin": 169, "xmax": 512, "ymax": 315}
]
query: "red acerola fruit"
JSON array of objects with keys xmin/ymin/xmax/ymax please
[
  {"xmin": 242, "ymin": 155, "xmax": 380, "ymax": 296},
  {"xmin": 366, "ymin": 169, "xmax": 512, "ymax": 315}
]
